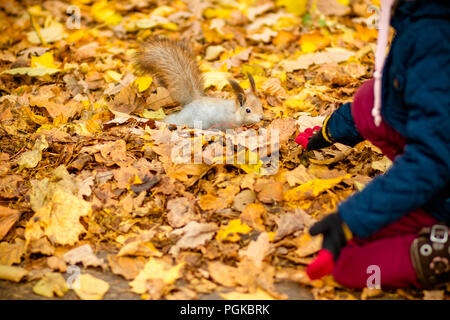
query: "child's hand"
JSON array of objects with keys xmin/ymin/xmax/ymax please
[
  {"xmin": 306, "ymin": 128, "xmax": 333, "ymax": 150},
  {"xmin": 294, "ymin": 126, "xmax": 334, "ymax": 150},
  {"xmin": 306, "ymin": 213, "xmax": 352, "ymax": 280}
]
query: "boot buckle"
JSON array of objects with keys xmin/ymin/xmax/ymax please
[{"xmin": 430, "ymin": 225, "xmax": 448, "ymax": 244}]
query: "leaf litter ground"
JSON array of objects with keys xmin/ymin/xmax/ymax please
[{"xmin": 0, "ymin": 0, "xmax": 448, "ymax": 300}]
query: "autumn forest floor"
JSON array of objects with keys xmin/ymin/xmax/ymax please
[{"xmin": 0, "ymin": 0, "xmax": 448, "ymax": 300}]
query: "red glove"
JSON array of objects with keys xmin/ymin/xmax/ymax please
[
  {"xmin": 306, "ymin": 249, "xmax": 335, "ymax": 280},
  {"xmin": 306, "ymin": 213, "xmax": 353, "ymax": 280},
  {"xmin": 294, "ymin": 126, "xmax": 321, "ymax": 148}
]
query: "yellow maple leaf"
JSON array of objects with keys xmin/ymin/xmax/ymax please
[
  {"xmin": 216, "ymin": 219, "xmax": 252, "ymax": 242},
  {"xmin": 25, "ymin": 188, "xmax": 91, "ymax": 246},
  {"xmin": 31, "ymin": 52, "xmax": 60, "ymax": 69},
  {"xmin": 284, "ymin": 175, "xmax": 351, "ymax": 202},
  {"xmin": 134, "ymin": 76, "xmax": 153, "ymax": 92},
  {"xmin": 130, "ymin": 258, "xmax": 184, "ymax": 294}
]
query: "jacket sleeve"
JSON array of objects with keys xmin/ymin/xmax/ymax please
[
  {"xmin": 326, "ymin": 102, "xmax": 364, "ymax": 147},
  {"xmin": 338, "ymin": 32, "xmax": 450, "ymax": 238}
]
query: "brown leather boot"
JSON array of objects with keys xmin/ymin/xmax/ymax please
[{"xmin": 410, "ymin": 224, "xmax": 450, "ymax": 288}]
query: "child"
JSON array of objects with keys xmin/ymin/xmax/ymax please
[{"xmin": 296, "ymin": 0, "xmax": 450, "ymax": 289}]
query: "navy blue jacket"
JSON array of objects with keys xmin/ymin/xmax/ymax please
[{"xmin": 326, "ymin": 0, "xmax": 450, "ymax": 238}]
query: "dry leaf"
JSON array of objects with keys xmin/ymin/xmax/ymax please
[
  {"xmin": 240, "ymin": 203, "xmax": 265, "ymax": 230},
  {"xmin": 107, "ymin": 255, "xmax": 146, "ymax": 280},
  {"xmin": 232, "ymin": 189, "xmax": 257, "ymax": 212},
  {"xmin": 63, "ymin": 244, "xmax": 105, "ymax": 268},
  {"xmin": 25, "ymin": 188, "xmax": 91, "ymax": 246},
  {"xmin": 0, "ymin": 206, "xmax": 21, "ymax": 240},
  {"xmin": 0, "ymin": 265, "xmax": 28, "ymax": 282},
  {"xmin": 295, "ymin": 233, "xmax": 322, "ymax": 257},
  {"xmin": 47, "ymin": 256, "xmax": 67, "ymax": 273},
  {"xmin": 169, "ymin": 221, "xmax": 218, "ymax": 256},
  {"xmin": 166, "ymin": 197, "xmax": 197, "ymax": 228},
  {"xmin": 33, "ymin": 272, "xmax": 68, "ymax": 298},
  {"xmin": 274, "ymin": 210, "xmax": 312, "ymax": 240},
  {"xmin": 361, "ymin": 287, "xmax": 383, "ymax": 300},
  {"xmin": 74, "ymin": 274, "xmax": 110, "ymax": 300},
  {"xmin": 130, "ymin": 258, "xmax": 184, "ymax": 294},
  {"xmin": 255, "ymin": 180, "xmax": 284, "ymax": 204},
  {"xmin": 239, "ymin": 232, "xmax": 272, "ymax": 268},
  {"xmin": 0, "ymin": 238, "xmax": 25, "ymax": 265},
  {"xmin": 280, "ymin": 48, "xmax": 355, "ymax": 72},
  {"xmin": 216, "ymin": 219, "xmax": 252, "ymax": 242},
  {"xmin": 208, "ymin": 261, "xmax": 238, "ymax": 287}
]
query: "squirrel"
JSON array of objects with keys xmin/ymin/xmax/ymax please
[{"xmin": 134, "ymin": 36, "xmax": 264, "ymax": 130}]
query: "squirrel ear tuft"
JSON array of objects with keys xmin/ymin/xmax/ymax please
[
  {"xmin": 228, "ymin": 79, "xmax": 246, "ymax": 107},
  {"xmin": 247, "ymin": 73, "xmax": 256, "ymax": 94}
]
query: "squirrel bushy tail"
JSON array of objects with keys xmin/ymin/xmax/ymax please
[{"xmin": 135, "ymin": 36, "xmax": 205, "ymax": 106}]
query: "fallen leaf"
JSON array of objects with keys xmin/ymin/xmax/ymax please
[
  {"xmin": 316, "ymin": 0, "xmax": 351, "ymax": 16},
  {"xmin": 74, "ymin": 274, "xmax": 110, "ymax": 300},
  {"xmin": 239, "ymin": 232, "xmax": 272, "ymax": 268},
  {"xmin": 205, "ymin": 45, "xmax": 225, "ymax": 60},
  {"xmin": 232, "ymin": 189, "xmax": 257, "ymax": 212},
  {"xmin": 28, "ymin": 237, "xmax": 55, "ymax": 256},
  {"xmin": 255, "ymin": 181, "xmax": 284, "ymax": 204},
  {"xmin": 240, "ymin": 203, "xmax": 265, "ymax": 230},
  {"xmin": 47, "ymin": 256, "xmax": 67, "ymax": 273},
  {"xmin": 17, "ymin": 135, "xmax": 48, "ymax": 169},
  {"xmin": 371, "ymin": 156, "xmax": 392, "ymax": 173},
  {"xmin": 169, "ymin": 221, "xmax": 218, "ymax": 256},
  {"xmin": 63, "ymin": 244, "xmax": 105, "ymax": 268},
  {"xmin": 0, "ymin": 238, "xmax": 25, "ymax": 265},
  {"xmin": 33, "ymin": 272, "xmax": 68, "ymax": 298},
  {"xmin": 280, "ymin": 48, "xmax": 355, "ymax": 72},
  {"xmin": 361, "ymin": 287, "xmax": 383, "ymax": 300},
  {"xmin": 202, "ymin": 71, "xmax": 231, "ymax": 90},
  {"xmin": 129, "ymin": 258, "xmax": 184, "ymax": 294},
  {"xmin": 295, "ymin": 233, "xmax": 322, "ymax": 257},
  {"xmin": 216, "ymin": 219, "xmax": 252, "ymax": 242},
  {"xmin": 0, "ymin": 265, "xmax": 28, "ymax": 282},
  {"xmin": 267, "ymin": 118, "xmax": 297, "ymax": 146},
  {"xmin": 274, "ymin": 210, "xmax": 312, "ymax": 240},
  {"xmin": 0, "ymin": 206, "xmax": 21, "ymax": 240},
  {"xmin": 107, "ymin": 255, "xmax": 146, "ymax": 280},
  {"xmin": 284, "ymin": 175, "xmax": 349, "ymax": 201},
  {"xmin": 208, "ymin": 261, "xmax": 239, "ymax": 287},
  {"xmin": 166, "ymin": 197, "xmax": 197, "ymax": 228},
  {"xmin": 25, "ymin": 187, "xmax": 91, "ymax": 246},
  {"xmin": 285, "ymin": 165, "xmax": 316, "ymax": 187}
]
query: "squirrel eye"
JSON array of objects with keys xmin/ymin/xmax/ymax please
[{"xmin": 246, "ymin": 108, "xmax": 251, "ymax": 113}]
